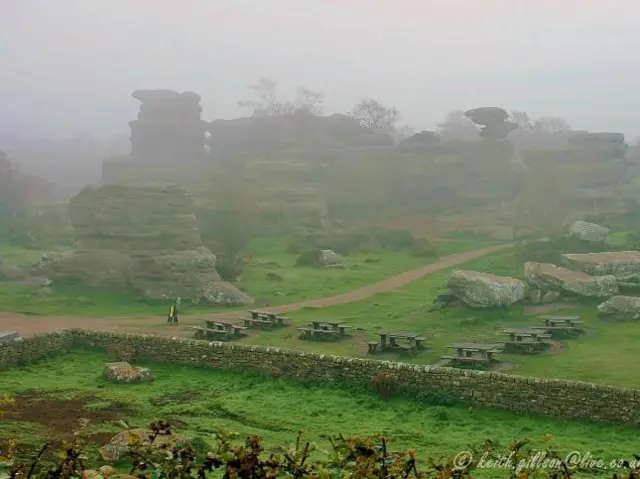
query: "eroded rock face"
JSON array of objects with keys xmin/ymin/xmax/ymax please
[
  {"xmin": 568, "ymin": 221, "xmax": 609, "ymax": 242},
  {"xmin": 597, "ymin": 295, "xmax": 640, "ymax": 320},
  {"xmin": 524, "ymin": 262, "xmax": 618, "ymax": 298},
  {"xmin": 36, "ymin": 183, "xmax": 253, "ymax": 305},
  {"xmin": 562, "ymin": 251, "xmax": 640, "ymax": 283},
  {"xmin": 446, "ymin": 270, "xmax": 525, "ymax": 308}
]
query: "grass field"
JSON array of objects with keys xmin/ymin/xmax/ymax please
[
  {"xmin": 1, "ymin": 350, "xmax": 638, "ymax": 478},
  {"xmin": 0, "ymin": 235, "xmax": 500, "ymax": 316},
  {"xmin": 225, "ymin": 247, "xmax": 640, "ymax": 389}
]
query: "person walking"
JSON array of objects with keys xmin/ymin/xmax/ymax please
[{"xmin": 167, "ymin": 303, "xmax": 177, "ymax": 324}]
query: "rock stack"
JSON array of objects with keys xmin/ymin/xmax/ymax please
[
  {"xmin": 35, "ymin": 183, "xmax": 253, "ymax": 305},
  {"xmin": 129, "ymin": 89, "xmax": 208, "ymax": 162}
]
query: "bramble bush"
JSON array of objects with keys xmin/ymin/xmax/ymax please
[{"xmin": 3, "ymin": 413, "xmax": 640, "ymax": 479}]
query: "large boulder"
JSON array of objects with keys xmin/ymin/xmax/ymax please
[
  {"xmin": 36, "ymin": 184, "xmax": 253, "ymax": 305},
  {"xmin": 295, "ymin": 249, "xmax": 344, "ymax": 267},
  {"xmin": 446, "ymin": 270, "xmax": 525, "ymax": 308},
  {"xmin": 104, "ymin": 362, "xmax": 152, "ymax": 383},
  {"xmin": 562, "ymin": 251, "xmax": 640, "ymax": 283},
  {"xmin": 597, "ymin": 295, "xmax": 640, "ymax": 320},
  {"xmin": 568, "ymin": 221, "xmax": 609, "ymax": 243},
  {"xmin": 99, "ymin": 428, "xmax": 185, "ymax": 462},
  {"xmin": 524, "ymin": 262, "xmax": 618, "ymax": 298}
]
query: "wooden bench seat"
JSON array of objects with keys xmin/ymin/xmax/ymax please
[{"xmin": 440, "ymin": 355, "xmax": 488, "ymax": 363}]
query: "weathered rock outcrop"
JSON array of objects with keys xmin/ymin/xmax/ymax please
[
  {"xmin": 562, "ymin": 251, "xmax": 640, "ymax": 283},
  {"xmin": 524, "ymin": 262, "xmax": 618, "ymax": 298},
  {"xmin": 99, "ymin": 428, "xmax": 185, "ymax": 462},
  {"xmin": 295, "ymin": 248, "xmax": 344, "ymax": 267},
  {"xmin": 36, "ymin": 183, "xmax": 253, "ymax": 305},
  {"xmin": 446, "ymin": 270, "xmax": 525, "ymax": 308},
  {"xmin": 568, "ymin": 221, "xmax": 609, "ymax": 242},
  {"xmin": 103, "ymin": 362, "xmax": 152, "ymax": 383},
  {"xmin": 597, "ymin": 295, "xmax": 640, "ymax": 320}
]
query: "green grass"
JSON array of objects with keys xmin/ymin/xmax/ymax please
[
  {"xmin": 235, "ymin": 235, "xmax": 500, "ymax": 305},
  {"xmin": 1, "ymin": 350, "xmax": 638, "ymax": 478},
  {"xmin": 229, "ymin": 247, "xmax": 640, "ymax": 388},
  {"xmin": 0, "ymin": 235, "xmax": 499, "ymax": 316}
]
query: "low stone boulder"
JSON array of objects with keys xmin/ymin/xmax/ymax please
[
  {"xmin": 295, "ymin": 249, "xmax": 344, "ymax": 267},
  {"xmin": 99, "ymin": 428, "xmax": 185, "ymax": 462},
  {"xmin": 104, "ymin": 362, "xmax": 152, "ymax": 383},
  {"xmin": 562, "ymin": 251, "xmax": 640, "ymax": 283},
  {"xmin": 524, "ymin": 262, "xmax": 618, "ymax": 298},
  {"xmin": 597, "ymin": 295, "xmax": 640, "ymax": 320},
  {"xmin": 446, "ymin": 270, "xmax": 525, "ymax": 308},
  {"xmin": 568, "ymin": 221, "xmax": 609, "ymax": 242}
]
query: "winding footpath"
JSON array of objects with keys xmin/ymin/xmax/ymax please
[{"xmin": 0, "ymin": 243, "xmax": 511, "ymax": 337}]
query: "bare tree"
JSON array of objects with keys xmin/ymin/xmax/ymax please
[
  {"xmin": 349, "ymin": 99, "xmax": 400, "ymax": 135},
  {"xmin": 533, "ymin": 116, "xmax": 571, "ymax": 135},
  {"xmin": 238, "ymin": 78, "xmax": 323, "ymax": 117},
  {"xmin": 436, "ymin": 110, "xmax": 481, "ymax": 143},
  {"xmin": 293, "ymin": 87, "xmax": 324, "ymax": 116}
]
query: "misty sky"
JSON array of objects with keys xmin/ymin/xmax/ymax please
[{"xmin": 1, "ymin": 0, "xmax": 639, "ymax": 139}]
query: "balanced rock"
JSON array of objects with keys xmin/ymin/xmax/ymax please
[
  {"xmin": 568, "ymin": 221, "xmax": 609, "ymax": 242},
  {"xmin": 36, "ymin": 183, "xmax": 253, "ymax": 305},
  {"xmin": 104, "ymin": 362, "xmax": 152, "ymax": 383},
  {"xmin": 562, "ymin": 251, "xmax": 640, "ymax": 283},
  {"xmin": 446, "ymin": 270, "xmax": 525, "ymax": 308},
  {"xmin": 597, "ymin": 295, "xmax": 640, "ymax": 320},
  {"xmin": 99, "ymin": 428, "xmax": 184, "ymax": 462},
  {"xmin": 524, "ymin": 262, "xmax": 618, "ymax": 298}
]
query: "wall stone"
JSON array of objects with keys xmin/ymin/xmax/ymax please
[
  {"xmin": 2, "ymin": 329, "xmax": 640, "ymax": 426},
  {"xmin": 0, "ymin": 331, "xmax": 73, "ymax": 370}
]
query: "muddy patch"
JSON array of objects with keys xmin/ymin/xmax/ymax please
[{"xmin": 2, "ymin": 392, "xmax": 134, "ymax": 433}]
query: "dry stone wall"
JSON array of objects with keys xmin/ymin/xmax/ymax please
[{"xmin": 2, "ymin": 330, "xmax": 640, "ymax": 426}]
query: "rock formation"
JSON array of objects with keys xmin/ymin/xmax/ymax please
[
  {"xmin": 36, "ymin": 183, "xmax": 253, "ymax": 305},
  {"xmin": 129, "ymin": 89, "xmax": 209, "ymax": 162},
  {"xmin": 446, "ymin": 270, "xmax": 525, "ymax": 308},
  {"xmin": 524, "ymin": 262, "xmax": 618, "ymax": 298},
  {"xmin": 567, "ymin": 221, "xmax": 609, "ymax": 243},
  {"xmin": 103, "ymin": 362, "xmax": 152, "ymax": 383},
  {"xmin": 597, "ymin": 295, "xmax": 640, "ymax": 320},
  {"xmin": 562, "ymin": 251, "xmax": 640, "ymax": 284},
  {"xmin": 99, "ymin": 428, "xmax": 185, "ymax": 462}
]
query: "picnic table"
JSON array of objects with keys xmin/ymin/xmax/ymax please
[
  {"xmin": 298, "ymin": 321, "xmax": 350, "ymax": 341},
  {"xmin": 440, "ymin": 343, "xmax": 502, "ymax": 367},
  {"xmin": 190, "ymin": 319, "xmax": 247, "ymax": 341},
  {"xmin": 245, "ymin": 310, "xmax": 289, "ymax": 328},
  {"xmin": 368, "ymin": 331, "xmax": 426, "ymax": 354},
  {"xmin": 501, "ymin": 328, "xmax": 552, "ymax": 354},
  {"xmin": 532, "ymin": 316, "xmax": 584, "ymax": 338},
  {"xmin": 538, "ymin": 315, "xmax": 583, "ymax": 327}
]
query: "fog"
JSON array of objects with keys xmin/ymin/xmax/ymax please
[{"xmin": 1, "ymin": 0, "xmax": 640, "ymax": 138}]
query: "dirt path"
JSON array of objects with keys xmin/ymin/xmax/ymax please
[{"xmin": 0, "ymin": 243, "xmax": 511, "ymax": 337}]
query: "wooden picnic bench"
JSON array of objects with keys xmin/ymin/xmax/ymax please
[
  {"xmin": 369, "ymin": 331, "xmax": 426, "ymax": 354},
  {"xmin": 245, "ymin": 310, "xmax": 288, "ymax": 327},
  {"xmin": 190, "ymin": 319, "xmax": 247, "ymax": 341},
  {"xmin": 297, "ymin": 327, "xmax": 342, "ymax": 341},
  {"xmin": 501, "ymin": 328, "xmax": 552, "ymax": 354},
  {"xmin": 441, "ymin": 343, "xmax": 502, "ymax": 367},
  {"xmin": 538, "ymin": 315, "xmax": 583, "ymax": 327},
  {"xmin": 311, "ymin": 321, "xmax": 350, "ymax": 336}
]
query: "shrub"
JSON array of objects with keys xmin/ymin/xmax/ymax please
[
  {"xmin": 369, "ymin": 372, "xmax": 398, "ymax": 399},
  {"xmin": 295, "ymin": 249, "xmax": 322, "ymax": 267}
]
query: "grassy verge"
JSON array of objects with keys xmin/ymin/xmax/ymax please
[{"xmin": 0, "ymin": 350, "xmax": 638, "ymax": 478}]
